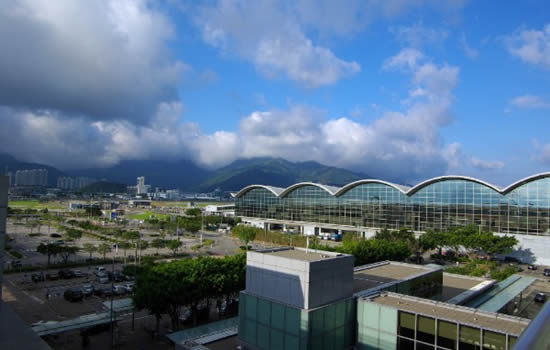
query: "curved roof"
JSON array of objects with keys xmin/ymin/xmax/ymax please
[
  {"xmin": 407, "ymin": 175, "xmax": 502, "ymax": 195},
  {"xmin": 334, "ymin": 179, "xmax": 410, "ymax": 196},
  {"xmin": 501, "ymin": 172, "xmax": 550, "ymax": 193},
  {"xmin": 233, "ymin": 184, "xmax": 284, "ymax": 198},
  {"xmin": 278, "ymin": 182, "xmax": 339, "ymax": 197},
  {"xmin": 233, "ymin": 172, "xmax": 550, "ymax": 198}
]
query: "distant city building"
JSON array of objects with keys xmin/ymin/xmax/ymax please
[
  {"xmin": 127, "ymin": 176, "xmax": 151, "ymax": 195},
  {"xmin": 204, "ymin": 204, "xmax": 235, "ymax": 217},
  {"xmin": 14, "ymin": 169, "xmax": 48, "ymax": 186},
  {"xmin": 56, "ymin": 176, "xmax": 95, "ymax": 190}
]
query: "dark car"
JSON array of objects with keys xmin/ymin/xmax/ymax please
[
  {"xmin": 64, "ymin": 289, "xmax": 84, "ymax": 302},
  {"xmin": 108, "ymin": 271, "xmax": 125, "ymax": 282},
  {"xmin": 528, "ymin": 265, "xmax": 538, "ymax": 270},
  {"xmin": 58, "ymin": 269, "xmax": 75, "ymax": 279},
  {"xmin": 81, "ymin": 284, "xmax": 94, "ymax": 297},
  {"xmin": 31, "ymin": 273, "xmax": 45, "ymax": 283},
  {"xmin": 95, "ymin": 287, "xmax": 113, "ymax": 298},
  {"xmin": 535, "ymin": 292, "xmax": 547, "ymax": 303},
  {"xmin": 11, "ymin": 260, "xmax": 23, "ymax": 268},
  {"xmin": 544, "ymin": 269, "xmax": 550, "ymax": 277},
  {"xmin": 46, "ymin": 272, "xmax": 59, "ymax": 280}
]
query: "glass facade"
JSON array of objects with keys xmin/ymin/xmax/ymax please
[
  {"xmin": 236, "ymin": 176, "xmax": 550, "ymax": 235},
  {"xmin": 356, "ymin": 303, "xmax": 519, "ymax": 350},
  {"xmin": 239, "ymin": 292, "xmax": 355, "ymax": 350}
]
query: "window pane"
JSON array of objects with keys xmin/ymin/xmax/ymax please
[
  {"xmin": 417, "ymin": 316, "xmax": 435, "ymax": 344},
  {"xmin": 398, "ymin": 312, "xmax": 415, "ymax": 339},
  {"xmin": 483, "ymin": 330, "xmax": 506, "ymax": 350},
  {"xmin": 438, "ymin": 320, "xmax": 457, "ymax": 350},
  {"xmin": 397, "ymin": 337, "xmax": 415, "ymax": 350},
  {"xmin": 508, "ymin": 335, "xmax": 518, "ymax": 348},
  {"xmin": 460, "ymin": 326, "xmax": 480, "ymax": 345}
]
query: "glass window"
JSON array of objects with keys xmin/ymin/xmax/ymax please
[
  {"xmin": 460, "ymin": 326, "xmax": 480, "ymax": 348},
  {"xmin": 397, "ymin": 337, "xmax": 415, "ymax": 350},
  {"xmin": 508, "ymin": 335, "xmax": 518, "ymax": 348},
  {"xmin": 482, "ymin": 330, "xmax": 506, "ymax": 350},
  {"xmin": 398, "ymin": 312, "xmax": 415, "ymax": 339},
  {"xmin": 437, "ymin": 320, "xmax": 457, "ymax": 350},
  {"xmin": 417, "ymin": 316, "xmax": 435, "ymax": 344}
]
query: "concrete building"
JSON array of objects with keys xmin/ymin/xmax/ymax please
[
  {"xmin": 237, "ymin": 247, "xmax": 530, "ymax": 350},
  {"xmin": 204, "ymin": 204, "xmax": 235, "ymax": 217},
  {"xmin": 14, "ymin": 169, "xmax": 48, "ymax": 186},
  {"xmin": 234, "ymin": 173, "xmax": 550, "ymax": 265}
]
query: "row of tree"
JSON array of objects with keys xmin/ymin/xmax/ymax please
[{"xmin": 132, "ymin": 254, "xmax": 246, "ymax": 334}]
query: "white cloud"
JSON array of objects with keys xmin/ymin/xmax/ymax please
[
  {"xmin": 0, "ymin": 0, "xmax": 186, "ymax": 123},
  {"xmin": 389, "ymin": 22, "xmax": 448, "ymax": 48},
  {"xmin": 470, "ymin": 157, "xmax": 504, "ymax": 170},
  {"xmin": 504, "ymin": 24, "xmax": 550, "ymax": 70},
  {"xmin": 196, "ymin": 1, "xmax": 360, "ymax": 87},
  {"xmin": 460, "ymin": 33, "xmax": 479, "ymax": 58},
  {"xmin": 509, "ymin": 95, "xmax": 550, "ymax": 109},
  {"xmin": 383, "ymin": 48, "xmax": 425, "ymax": 71}
]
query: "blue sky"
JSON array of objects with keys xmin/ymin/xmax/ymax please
[{"xmin": 0, "ymin": 0, "xmax": 549, "ymax": 186}]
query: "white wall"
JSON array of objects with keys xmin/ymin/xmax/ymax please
[{"xmin": 495, "ymin": 233, "xmax": 550, "ymax": 266}]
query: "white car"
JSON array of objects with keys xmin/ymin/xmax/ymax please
[
  {"xmin": 94, "ymin": 266, "xmax": 106, "ymax": 275},
  {"xmin": 113, "ymin": 285, "xmax": 126, "ymax": 295},
  {"xmin": 123, "ymin": 282, "xmax": 134, "ymax": 293},
  {"xmin": 97, "ymin": 275, "xmax": 109, "ymax": 284}
]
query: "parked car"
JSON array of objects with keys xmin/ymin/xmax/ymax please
[
  {"xmin": 108, "ymin": 271, "xmax": 125, "ymax": 282},
  {"xmin": 113, "ymin": 285, "xmax": 126, "ymax": 296},
  {"xmin": 94, "ymin": 287, "xmax": 113, "ymax": 297},
  {"xmin": 58, "ymin": 269, "xmax": 75, "ymax": 279},
  {"xmin": 123, "ymin": 282, "xmax": 135, "ymax": 293},
  {"xmin": 72, "ymin": 270, "xmax": 84, "ymax": 278},
  {"xmin": 64, "ymin": 289, "xmax": 84, "ymax": 302},
  {"xmin": 535, "ymin": 292, "xmax": 547, "ymax": 303},
  {"xmin": 94, "ymin": 266, "xmax": 106, "ymax": 276},
  {"xmin": 53, "ymin": 240, "xmax": 65, "ymax": 245},
  {"xmin": 528, "ymin": 265, "xmax": 538, "ymax": 270},
  {"xmin": 46, "ymin": 272, "xmax": 59, "ymax": 280},
  {"xmin": 31, "ymin": 273, "xmax": 45, "ymax": 283},
  {"xmin": 11, "ymin": 260, "xmax": 22, "ymax": 268},
  {"xmin": 97, "ymin": 275, "xmax": 109, "ymax": 284},
  {"xmin": 544, "ymin": 269, "xmax": 550, "ymax": 277},
  {"xmin": 81, "ymin": 284, "xmax": 94, "ymax": 297}
]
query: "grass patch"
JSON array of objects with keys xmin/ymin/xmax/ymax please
[
  {"xmin": 8, "ymin": 200, "xmax": 65, "ymax": 210},
  {"xmin": 127, "ymin": 211, "xmax": 169, "ymax": 220},
  {"xmin": 151, "ymin": 201, "xmax": 228, "ymax": 208}
]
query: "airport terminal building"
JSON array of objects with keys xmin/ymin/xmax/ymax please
[{"xmin": 234, "ymin": 173, "xmax": 550, "ymax": 264}]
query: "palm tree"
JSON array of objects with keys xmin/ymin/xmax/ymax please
[{"xmin": 97, "ymin": 242, "xmax": 112, "ymax": 260}]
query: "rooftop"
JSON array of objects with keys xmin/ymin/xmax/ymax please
[
  {"xmin": 254, "ymin": 247, "xmax": 348, "ymax": 262},
  {"xmin": 442, "ymin": 273, "xmax": 495, "ymax": 303},
  {"xmin": 368, "ymin": 292, "xmax": 530, "ymax": 335},
  {"xmin": 353, "ymin": 261, "xmax": 439, "ymax": 293}
]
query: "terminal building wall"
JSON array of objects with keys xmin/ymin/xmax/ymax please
[{"xmin": 236, "ymin": 178, "xmax": 550, "ymax": 235}]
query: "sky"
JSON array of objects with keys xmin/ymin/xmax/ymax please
[{"xmin": 0, "ymin": 0, "xmax": 549, "ymax": 186}]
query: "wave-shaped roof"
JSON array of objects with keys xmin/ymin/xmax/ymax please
[{"xmin": 233, "ymin": 172, "xmax": 550, "ymax": 198}]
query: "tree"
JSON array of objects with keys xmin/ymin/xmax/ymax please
[
  {"xmin": 124, "ymin": 230, "xmax": 141, "ymax": 261},
  {"xmin": 37, "ymin": 243, "xmax": 61, "ymax": 266},
  {"xmin": 82, "ymin": 243, "xmax": 97, "ymax": 261},
  {"xmin": 182, "ymin": 218, "xmax": 201, "ymax": 235},
  {"xmin": 26, "ymin": 220, "xmax": 39, "ymax": 235},
  {"xmin": 185, "ymin": 208, "xmax": 202, "ymax": 217},
  {"xmin": 233, "ymin": 225, "xmax": 259, "ymax": 250},
  {"xmin": 118, "ymin": 241, "xmax": 133, "ymax": 264},
  {"xmin": 58, "ymin": 246, "xmax": 79, "ymax": 264},
  {"xmin": 97, "ymin": 243, "xmax": 112, "ymax": 260},
  {"xmin": 167, "ymin": 239, "xmax": 182, "ymax": 256},
  {"xmin": 64, "ymin": 228, "xmax": 82, "ymax": 242},
  {"xmin": 151, "ymin": 238, "xmax": 166, "ymax": 255}
]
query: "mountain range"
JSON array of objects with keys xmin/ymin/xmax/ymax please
[{"xmin": 0, "ymin": 154, "xmax": 370, "ymax": 192}]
